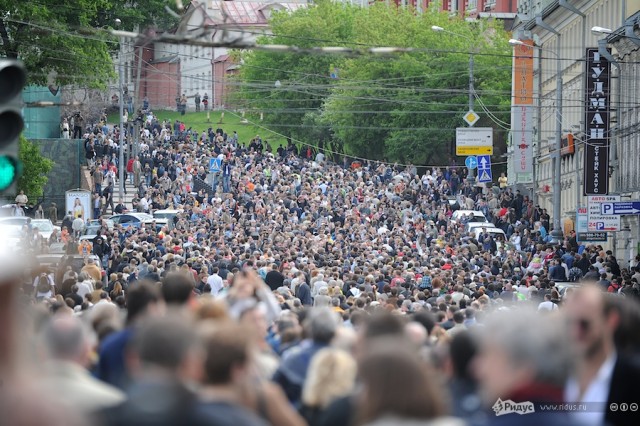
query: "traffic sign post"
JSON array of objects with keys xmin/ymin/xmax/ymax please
[
  {"xmin": 463, "ymin": 110, "xmax": 480, "ymax": 126},
  {"xmin": 476, "ymin": 154, "xmax": 492, "ymax": 183},
  {"xmin": 587, "ymin": 195, "xmax": 620, "ymax": 232},
  {"xmin": 600, "ymin": 201, "xmax": 640, "ymax": 215},
  {"xmin": 465, "ymin": 156, "xmax": 477, "ymax": 169},
  {"xmin": 209, "ymin": 158, "xmax": 221, "ymax": 173},
  {"xmin": 456, "ymin": 127, "xmax": 493, "ymax": 156}
]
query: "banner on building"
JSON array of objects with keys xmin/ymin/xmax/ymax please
[
  {"xmin": 512, "ymin": 40, "xmax": 535, "ymax": 106},
  {"xmin": 511, "ymin": 40, "xmax": 535, "ymax": 183},
  {"xmin": 583, "ymin": 47, "xmax": 611, "ymax": 195},
  {"xmin": 513, "ymin": 105, "xmax": 534, "ymax": 176}
]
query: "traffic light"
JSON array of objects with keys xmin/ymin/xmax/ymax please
[{"xmin": 0, "ymin": 59, "xmax": 26, "ymax": 195}]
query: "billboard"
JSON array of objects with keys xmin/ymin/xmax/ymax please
[
  {"xmin": 65, "ymin": 189, "xmax": 92, "ymax": 222},
  {"xmin": 584, "ymin": 48, "xmax": 611, "ymax": 195}
]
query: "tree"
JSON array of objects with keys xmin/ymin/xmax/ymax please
[
  {"xmin": 233, "ymin": 1, "xmax": 356, "ymax": 147},
  {"xmin": 234, "ymin": 2, "xmax": 512, "ymax": 165},
  {"xmin": 0, "ymin": 0, "xmax": 180, "ymax": 88},
  {"xmin": 17, "ymin": 136, "xmax": 54, "ymax": 200}
]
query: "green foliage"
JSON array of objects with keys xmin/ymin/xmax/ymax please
[
  {"xmin": 0, "ymin": 0, "xmax": 179, "ymax": 88},
  {"xmin": 232, "ymin": 1, "xmax": 357, "ymax": 145},
  {"xmin": 18, "ymin": 136, "xmax": 54, "ymax": 200},
  {"xmin": 234, "ymin": 2, "xmax": 512, "ymax": 165}
]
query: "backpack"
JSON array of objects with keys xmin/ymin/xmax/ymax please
[{"xmin": 37, "ymin": 275, "xmax": 51, "ymax": 293}]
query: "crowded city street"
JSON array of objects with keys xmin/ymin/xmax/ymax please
[{"xmin": 1, "ymin": 1, "xmax": 640, "ymax": 425}]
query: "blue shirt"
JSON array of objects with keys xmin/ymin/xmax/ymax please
[{"xmin": 97, "ymin": 328, "xmax": 134, "ymax": 390}]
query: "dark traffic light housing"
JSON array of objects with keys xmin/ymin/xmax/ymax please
[{"xmin": 0, "ymin": 59, "xmax": 26, "ymax": 195}]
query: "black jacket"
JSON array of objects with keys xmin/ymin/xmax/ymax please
[{"xmin": 606, "ymin": 356, "xmax": 640, "ymax": 426}]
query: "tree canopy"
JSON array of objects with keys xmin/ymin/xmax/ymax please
[
  {"xmin": 18, "ymin": 136, "xmax": 54, "ymax": 200},
  {"xmin": 0, "ymin": 0, "xmax": 180, "ymax": 88},
  {"xmin": 234, "ymin": 2, "xmax": 512, "ymax": 165}
]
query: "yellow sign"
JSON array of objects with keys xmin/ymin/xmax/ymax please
[
  {"xmin": 456, "ymin": 146, "xmax": 493, "ymax": 156},
  {"xmin": 463, "ymin": 110, "xmax": 480, "ymax": 126}
]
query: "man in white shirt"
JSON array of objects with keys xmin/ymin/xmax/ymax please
[
  {"xmin": 537, "ymin": 294, "xmax": 557, "ymax": 312},
  {"xmin": 207, "ymin": 267, "xmax": 224, "ymax": 296}
]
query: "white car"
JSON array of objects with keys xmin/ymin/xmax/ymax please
[
  {"xmin": 0, "ymin": 216, "xmax": 29, "ymax": 227},
  {"xmin": 473, "ymin": 227, "xmax": 506, "ymax": 241},
  {"xmin": 31, "ymin": 219, "xmax": 61, "ymax": 240},
  {"xmin": 465, "ymin": 221, "xmax": 495, "ymax": 233},
  {"xmin": 451, "ymin": 210, "xmax": 487, "ymax": 224},
  {"xmin": 153, "ymin": 209, "xmax": 182, "ymax": 221},
  {"xmin": 0, "ymin": 225, "xmax": 24, "ymax": 249}
]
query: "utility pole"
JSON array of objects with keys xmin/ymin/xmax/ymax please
[{"xmin": 116, "ymin": 19, "xmax": 125, "ymax": 203}]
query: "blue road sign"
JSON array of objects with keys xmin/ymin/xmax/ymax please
[
  {"xmin": 601, "ymin": 201, "xmax": 640, "ymax": 215},
  {"xmin": 209, "ymin": 158, "xmax": 221, "ymax": 173},
  {"xmin": 476, "ymin": 155, "xmax": 492, "ymax": 183},
  {"xmin": 465, "ymin": 156, "xmax": 477, "ymax": 169}
]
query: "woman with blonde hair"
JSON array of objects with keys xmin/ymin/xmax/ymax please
[
  {"xmin": 300, "ymin": 348, "xmax": 357, "ymax": 426},
  {"xmin": 110, "ymin": 282, "xmax": 124, "ymax": 300}
]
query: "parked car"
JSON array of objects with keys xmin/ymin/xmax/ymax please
[
  {"xmin": 473, "ymin": 226, "xmax": 507, "ymax": 241},
  {"xmin": 0, "ymin": 216, "xmax": 29, "ymax": 228},
  {"xmin": 451, "ymin": 210, "xmax": 487, "ymax": 224},
  {"xmin": 109, "ymin": 213, "xmax": 153, "ymax": 229},
  {"xmin": 142, "ymin": 218, "xmax": 170, "ymax": 233},
  {"xmin": 35, "ymin": 253, "xmax": 65, "ymax": 269},
  {"xmin": 465, "ymin": 221, "xmax": 496, "ymax": 233},
  {"xmin": 153, "ymin": 209, "xmax": 182, "ymax": 227},
  {"xmin": 84, "ymin": 219, "xmax": 114, "ymax": 237},
  {"xmin": 31, "ymin": 219, "xmax": 61, "ymax": 240},
  {"xmin": 0, "ymin": 225, "xmax": 24, "ymax": 249}
]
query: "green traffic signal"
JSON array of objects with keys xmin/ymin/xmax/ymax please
[{"xmin": 0, "ymin": 156, "xmax": 19, "ymax": 191}]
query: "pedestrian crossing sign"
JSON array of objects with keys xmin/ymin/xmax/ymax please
[
  {"xmin": 478, "ymin": 169, "xmax": 492, "ymax": 183},
  {"xmin": 209, "ymin": 158, "xmax": 221, "ymax": 173}
]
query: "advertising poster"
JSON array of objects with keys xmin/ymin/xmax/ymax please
[{"xmin": 65, "ymin": 189, "xmax": 92, "ymax": 222}]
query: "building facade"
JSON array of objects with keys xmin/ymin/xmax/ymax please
[
  {"xmin": 607, "ymin": 12, "xmax": 640, "ymax": 265},
  {"xmin": 511, "ymin": 0, "xmax": 640, "ymax": 263}
]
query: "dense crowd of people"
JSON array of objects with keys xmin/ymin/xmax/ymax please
[{"xmin": 2, "ymin": 109, "xmax": 640, "ymax": 426}]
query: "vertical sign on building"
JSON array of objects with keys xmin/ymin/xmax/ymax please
[
  {"xmin": 511, "ymin": 40, "xmax": 535, "ymax": 183},
  {"xmin": 584, "ymin": 48, "xmax": 611, "ymax": 195}
]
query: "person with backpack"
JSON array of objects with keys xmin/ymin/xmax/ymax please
[{"xmin": 34, "ymin": 271, "xmax": 54, "ymax": 299}]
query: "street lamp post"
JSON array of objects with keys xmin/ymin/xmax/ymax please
[
  {"xmin": 509, "ymin": 38, "xmax": 563, "ymax": 244},
  {"xmin": 432, "ymin": 26, "xmax": 476, "ymax": 181},
  {"xmin": 115, "ymin": 19, "xmax": 125, "ymax": 203}
]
